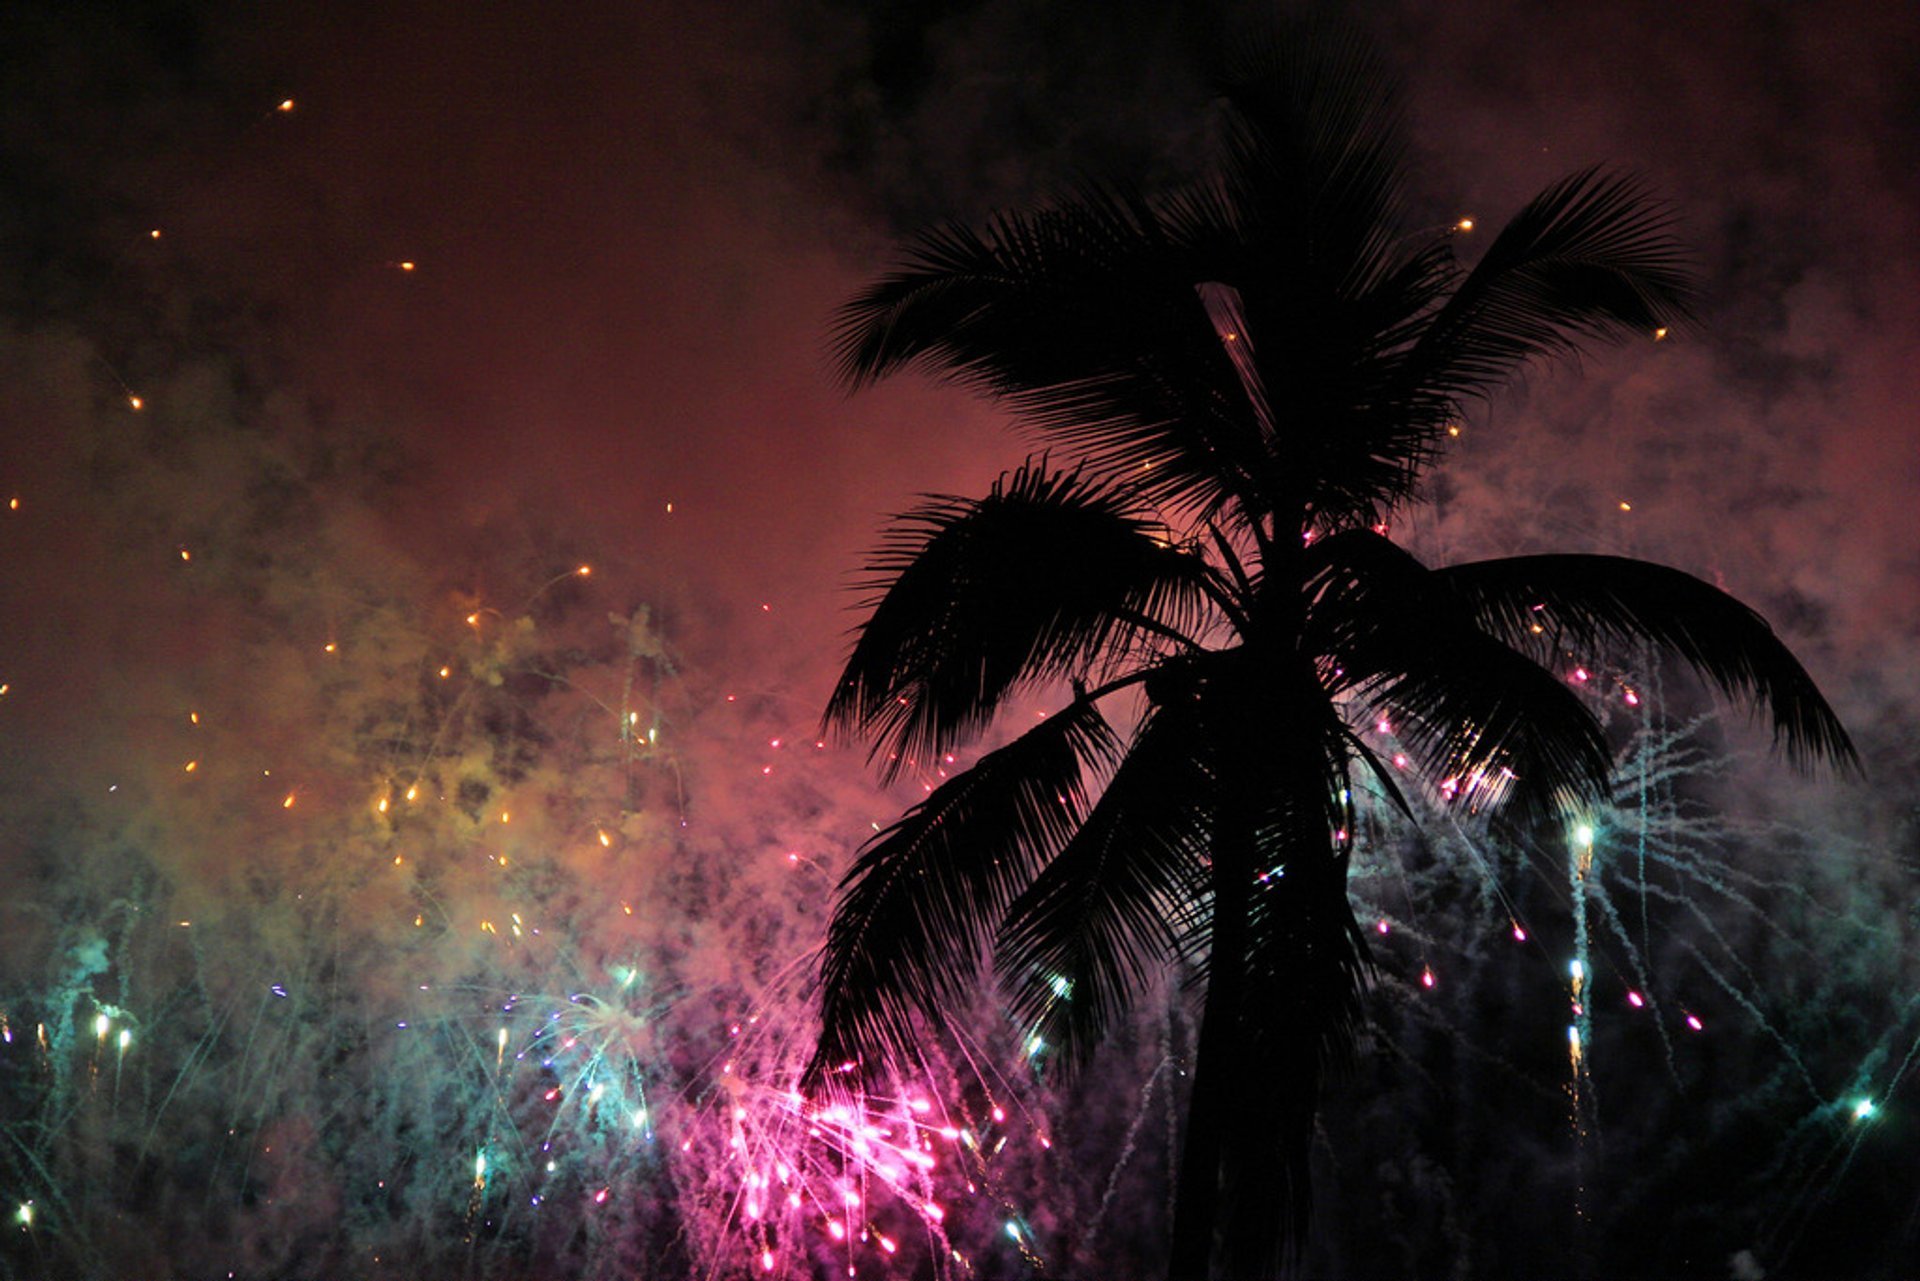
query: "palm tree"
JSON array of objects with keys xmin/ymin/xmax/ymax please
[{"xmin": 806, "ymin": 29, "xmax": 1855, "ymax": 1281}]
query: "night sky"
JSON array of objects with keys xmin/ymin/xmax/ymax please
[{"xmin": 1, "ymin": 2, "xmax": 1916, "ymax": 1279}]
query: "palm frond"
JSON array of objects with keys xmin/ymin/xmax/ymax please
[
  {"xmin": 1167, "ymin": 24, "xmax": 1461, "ymax": 530},
  {"xmin": 995, "ymin": 695, "xmax": 1215, "ymax": 1068},
  {"xmin": 1210, "ymin": 19, "xmax": 1411, "ymax": 301},
  {"xmin": 1406, "ymin": 166, "xmax": 1697, "ymax": 404},
  {"xmin": 1257, "ymin": 168, "xmax": 1688, "ymax": 531},
  {"xmin": 1194, "ymin": 282, "xmax": 1275, "ymax": 444},
  {"xmin": 1339, "ymin": 720, "xmax": 1416, "ymax": 822},
  {"xmin": 824, "ymin": 461, "xmax": 1212, "ymax": 779},
  {"xmin": 832, "ymin": 185, "xmax": 1270, "ymax": 516},
  {"xmin": 1371, "ymin": 634, "xmax": 1615, "ymax": 816},
  {"xmin": 807, "ymin": 697, "xmax": 1120, "ymax": 1086},
  {"xmin": 1440, "ymin": 553, "xmax": 1858, "ymax": 770},
  {"xmin": 1306, "ymin": 530, "xmax": 1615, "ymax": 813}
]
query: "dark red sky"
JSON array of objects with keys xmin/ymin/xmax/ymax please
[
  {"xmin": 127, "ymin": 1, "xmax": 1028, "ymax": 687},
  {"xmin": 121, "ymin": 0, "xmax": 1914, "ymax": 741}
]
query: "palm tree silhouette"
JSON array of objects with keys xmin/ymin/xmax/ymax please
[{"xmin": 807, "ymin": 30, "xmax": 1854, "ymax": 1280}]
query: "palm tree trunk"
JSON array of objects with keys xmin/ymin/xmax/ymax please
[{"xmin": 1167, "ymin": 823, "xmax": 1254, "ymax": 1281}]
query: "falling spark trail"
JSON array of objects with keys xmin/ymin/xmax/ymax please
[{"xmin": 1081, "ymin": 1054, "xmax": 1172, "ymax": 1258}]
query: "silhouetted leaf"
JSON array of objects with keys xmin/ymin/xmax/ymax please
[
  {"xmin": 808, "ymin": 696, "xmax": 1119, "ymax": 1084},
  {"xmin": 825, "ymin": 461, "xmax": 1212, "ymax": 778}
]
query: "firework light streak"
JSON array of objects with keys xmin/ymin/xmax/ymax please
[
  {"xmin": 0, "ymin": 418, "xmax": 1092, "ymax": 1281},
  {"xmin": 1338, "ymin": 645, "xmax": 1916, "ymax": 1271},
  {"xmin": 1568, "ymin": 819, "xmax": 1596, "ymax": 1226},
  {"xmin": 670, "ymin": 951, "xmax": 1073, "ymax": 1281},
  {"xmin": 0, "ymin": 508, "xmax": 726, "ymax": 1280}
]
